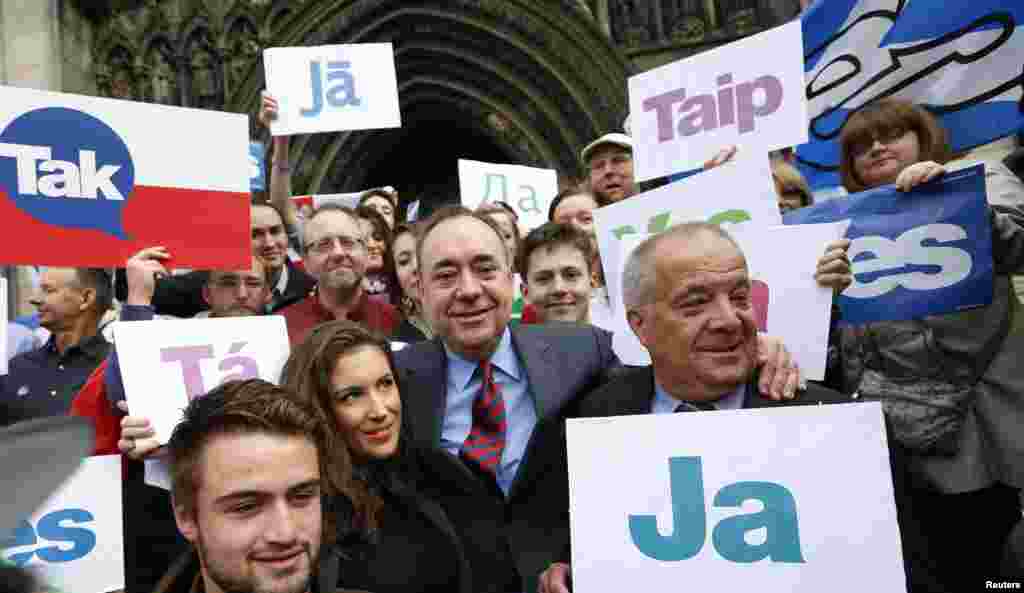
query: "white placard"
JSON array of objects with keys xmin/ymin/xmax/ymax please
[
  {"xmin": 628, "ymin": 20, "xmax": 808, "ymax": 181},
  {"xmin": 264, "ymin": 43, "xmax": 401, "ymax": 136},
  {"xmin": 115, "ymin": 316, "xmax": 291, "ymax": 444},
  {"xmin": 406, "ymin": 199, "xmax": 420, "ymax": 222},
  {"xmin": 292, "ymin": 192, "xmax": 363, "ymax": 211},
  {"xmin": 1, "ymin": 277, "xmax": 7, "ymax": 376},
  {"xmin": 594, "ymin": 155, "xmax": 781, "ymax": 314},
  {"xmin": 1, "ymin": 455, "xmax": 124, "ymax": 593},
  {"xmin": 608, "ymin": 222, "xmax": 847, "ymax": 379},
  {"xmin": 458, "ymin": 159, "xmax": 559, "ymax": 233},
  {"xmin": 567, "ymin": 403, "xmax": 906, "ymax": 593}
]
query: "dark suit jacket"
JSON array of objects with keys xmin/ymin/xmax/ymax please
[
  {"xmin": 393, "ymin": 322, "xmax": 620, "ymax": 593},
  {"xmin": 577, "ymin": 365, "xmax": 944, "ymax": 592},
  {"xmin": 578, "ymin": 365, "xmax": 851, "ymax": 417},
  {"xmin": 115, "ymin": 259, "xmax": 315, "ymax": 318}
]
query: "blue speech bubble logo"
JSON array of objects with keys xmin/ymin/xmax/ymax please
[{"xmin": 0, "ymin": 107, "xmax": 135, "ymax": 239}]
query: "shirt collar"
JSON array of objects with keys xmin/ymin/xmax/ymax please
[
  {"xmin": 311, "ymin": 288, "xmax": 369, "ymax": 323},
  {"xmin": 651, "ymin": 379, "xmax": 746, "ymax": 414},
  {"xmin": 444, "ymin": 326, "xmax": 520, "ymax": 390},
  {"xmin": 274, "ymin": 262, "xmax": 291, "ymax": 296},
  {"xmin": 44, "ymin": 331, "xmax": 109, "ymax": 358}
]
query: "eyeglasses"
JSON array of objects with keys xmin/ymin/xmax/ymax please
[
  {"xmin": 850, "ymin": 126, "xmax": 909, "ymax": 158},
  {"xmin": 305, "ymin": 234, "xmax": 366, "ymax": 255}
]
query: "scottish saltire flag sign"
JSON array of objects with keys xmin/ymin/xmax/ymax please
[
  {"xmin": 798, "ymin": 0, "xmax": 1024, "ymax": 189},
  {"xmin": 0, "ymin": 86, "xmax": 251, "ymax": 269},
  {"xmin": 784, "ymin": 164, "xmax": 993, "ymax": 323}
]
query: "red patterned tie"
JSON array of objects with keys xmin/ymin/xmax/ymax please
[{"xmin": 460, "ymin": 359, "xmax": 507, "ymax": 476}]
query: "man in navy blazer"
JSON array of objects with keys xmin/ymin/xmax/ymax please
[
  {"xmin": 394, "ymin": 208, "xmax": 805, "ymax": 593},
  {"xmin": 538, "ymin": 221, "xmax": 941, "ymax": 593}
]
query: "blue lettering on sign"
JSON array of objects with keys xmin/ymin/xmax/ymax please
[
  {"xmin": 629, "ymin": 457, "xmax": 805, "ymax": 563},
  {"xmin": 783, "ymin": 164, "xmax": 993, "ymax": 324},
  {"xmin": 300, "ymin": 60, "xmax": 362, "ymax": 118},
  {"xmin": 0, "ymin": 107, "xmax": 135, "ymax": 239},
  {"xmin": 0, "ymin": 508, "xmax": 97, "ymax": 566}
]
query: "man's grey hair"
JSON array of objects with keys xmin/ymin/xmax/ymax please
[
  {"xmin": 303, "ymin": 203, "xmax": 361, "ymax": 255},
  {"xmin": 621, "ymin": 222, "xmax": 742, "ymax": 310}
]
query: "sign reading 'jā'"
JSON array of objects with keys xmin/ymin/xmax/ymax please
[{"xmin": 264, "ymin": 43, "xmax": 401, "ymax": 136}]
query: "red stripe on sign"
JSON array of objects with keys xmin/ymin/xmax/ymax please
[{"xmin": 0, "ymin": 184, "xmax": 251, "ymax": 269}]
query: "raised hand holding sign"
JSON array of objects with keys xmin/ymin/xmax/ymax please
[{"xmin": 115, "ymin": 317, "xmax": 291, "ymax": 444}]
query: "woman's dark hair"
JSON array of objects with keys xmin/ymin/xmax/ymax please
[
  {"xmin": 279, "ymin": 321, "xmax": 403, "ymax": 531},
  {"xmin": 384, "ymin": 223, "xmax": 418, "ymax": 310},
  {"xmin": 839, "ymin": 99, "xmax": 952, "ymax": 192},
  {"xmin": 355, "ymin": 205, "xmax": 393, "ymax": 273},
  {"xmin": 358, "ymin": 188, "xmax": 397, "ymax": 209},
  {"xmin": 547, "ymin": 187, "xmax": 598, "ymax": 222}
]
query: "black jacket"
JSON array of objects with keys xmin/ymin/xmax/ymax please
[{"xmin": 332, "ymin": 448, "xmax": 473, "ymax": 593}]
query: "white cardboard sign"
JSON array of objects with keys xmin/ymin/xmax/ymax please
[
  {"xmin": 264, "ymin": 43, "xmax": 401, "ymax": 136},
  {"xmin": 628, "ymin": 20, "xmax": 808, "ymax": 181},
  {"xmin": 291, "ymin": 192, "xmax": 362, "ymax": 211},
  {"xmin": 594, "ymin": 155, "xmax": 781, "ymax": 314},
  {"xmin": 458, "ymin": 159, "xmax": 559, "ymax": 233},
  {"xmin": 1, "ymin": 455, "xmax": 124, "ymax": 593},
  {"xmin": 567, "ymin": 403, "xmax": 906, "ymax": 593},
  {"xmin": 115, "ymin": 316, "xmax": 291, "ymax": 444},
  {"xmin": 608, "ymin": 222, "xmax": 847, "ymax": 379}
]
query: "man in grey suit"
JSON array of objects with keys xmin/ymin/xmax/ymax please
[
  {"xmin": 394, "ymin": 208, "xmax": 804, "ymax": 593},
  {"xmin": 538, "ymin": 222, "xmax": 941, "ymax": 593}
]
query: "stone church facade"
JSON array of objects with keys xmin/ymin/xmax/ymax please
[{"xmin": 5, "ymin": 0, "xmax": 799, "ymax": 201}]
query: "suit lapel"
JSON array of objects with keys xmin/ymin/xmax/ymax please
[
  {"xmin": 506, "ymin": 328, "xmax": 563, "ymax": 500},
  {"xmin": 398, "ymin": 339, "xmax": 448, "ymax": 448},
  {"xmin": 616, "ymin": 366, "xmax": 657, "ymax": 415},
  {"xmin": 399, "ymin": 340, "xmax": 490, "ymax": 497},
  {"xmin": 511, "ymin": 327, "xmax": 561, "ymax": 418}
]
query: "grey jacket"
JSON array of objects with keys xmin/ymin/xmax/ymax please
[{"xmin": 839, "ymin": 165, "xmax": 1024, "ymax": 493}]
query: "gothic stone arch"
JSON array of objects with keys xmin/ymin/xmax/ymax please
[{"xmin": 230, "ymin": 0, "xmax": 630, "ymax": 201}]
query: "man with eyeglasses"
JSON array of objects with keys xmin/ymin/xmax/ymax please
[{"xmin": 279, "ymin": 203, "xmax": 398, "ymax": 345}]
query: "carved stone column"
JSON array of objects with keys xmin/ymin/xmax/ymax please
[{"xmin": 0, "ymin": 0, "xmax": 63, "ymax": 90}]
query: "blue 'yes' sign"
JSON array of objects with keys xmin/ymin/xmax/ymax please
[
  {"xmin": 784, "ymin": 164, "xmax": 993, "ymax": 324},
  {"xmin": 0, "ymin": 508, "xmax": 97, "ymax": 566},
  {"xmin": 0, "ymin": 107, "xmax": 135, "ymax": 239}
]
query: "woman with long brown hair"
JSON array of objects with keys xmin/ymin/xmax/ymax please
[
  {"xmin": 383, "ymin": 222, "xmax": 432, "ymax": 343},
  {"xmin": 829, "ymin": 99, "xmax": 1024, "ymax": 588},
  {"xmin": 280, "ymin": 320, "xmax": 471, "ymax": 593}
]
